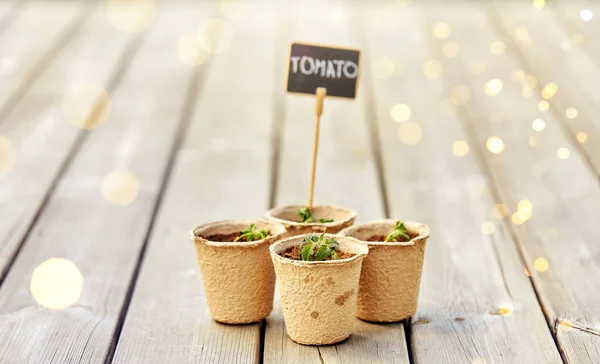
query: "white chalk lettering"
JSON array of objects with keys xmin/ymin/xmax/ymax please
[
  {"xmin": 300, "ymin": 56, "xmax": 315, "ymax": 75},
  {"xmin": 332, "ymin": 60, "xmax": 345, "ymax": 78},
  {"xmin": 326, "ymin": 60, "xmax": 336, "ymax": 78},
  {"xmin": 290, "ymin": 56, "xmax": 300, "ymax": 73},
  {"xmin": 314, "ymin": 59, "xmax": 326, "ymax": 76},
  {"xmin": 343, "ymin": 61, "xmax": 358, "ymax": 79}
]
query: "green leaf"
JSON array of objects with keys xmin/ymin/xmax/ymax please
[
  {"xmin": 331, "ymin": 249, "xmax": 340, "ymax": 260},
  {"xmin": 315, "ymin": 244, "xmax": 331, "ymax": 261},
  {"xmin": 318, "ymin": 218, "xmax": 334, "ymax": 223},
  {"xmin": 385, "ymin": 221, "xmax": 411, "ymax": 242},
  {"xmin": 300, "ymin": 243, "xmax": 315, "ymax": 261},
  {"xmin": 298, "ymin": 207, "xmax": 312, "ymax": 222}
]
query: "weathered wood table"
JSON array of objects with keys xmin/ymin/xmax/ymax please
[{"xmin": 0, "ymin": 0, "xmax": 598, "ymax": 363}]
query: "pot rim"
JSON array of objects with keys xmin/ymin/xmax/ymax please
[
  {"xmin": 190, "ymin": 219, "xmax": 287, "ymax": 248},
  {"xmin": 270, "ymin": 233, "xmax": 368, "ymax": 266},
  {"xmin": 265, "ymin": 204, "xmax": 357, "ymax": 228},
  {"xmin": 340, "ymin": 219, "xmax": 430, "ymax": 247}
]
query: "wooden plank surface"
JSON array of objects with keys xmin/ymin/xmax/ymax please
[
  {"xmin": 112, "ymin": 4, "xmax": 279, "ymax": 363},
  {"xmin": 358, "ymin": 2, "xmax": 563, "ymax": 363},
  {"xmin": 430, "ymin": 2, "xmax": 600, "ymax": 363},
  {"xmin": 0, "ymin": 4, "xmax": 201, "ymax": 363},
  {"xmin": 0, "ymin": 1, "xmax": 87, "ymax": 122},
  {"xmin": 263, "ymin": 2, "xmax": 409, "ymax": 364},
  {"xmin": 492, "ymin": 3, "xmax": 600, "ymax": 178},
  {"xmin": 0, "ymin": 7, "xmax": 135, "ymax": 282}
]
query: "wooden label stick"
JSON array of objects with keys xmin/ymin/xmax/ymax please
[{"xmin": 308, "ymin": 87, "xmax": 327, "ymax": 209}]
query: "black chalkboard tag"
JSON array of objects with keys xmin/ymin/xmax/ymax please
[{"xmin": 286, "ymin": 42, "xmax": 361, "ymax": 99}]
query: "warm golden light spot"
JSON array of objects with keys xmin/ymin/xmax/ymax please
[
  {"xmin": 452, "ymin": 140, "xmax": 469, "ymax": 157},
  {"xmin": 62, "ymin": 85, "xmax": 111, "ymax": 129},
  {"xmin": 219, "ymin": 0, "xmax": 246, "ymax": 20},
  {"xmin": 433, "ymin": 22, "xmax": 451, "ymax": 39},
  {"xmin": 566, "ymin": 107, "xmax": 578, "ymax": 119},
  {"xmin": 532, "ymin": 118, "xmax": 545, "ymax": 132},
  {"xmin": 450, "ymin": 85, "xmax": 470, "ymax": 105},
  {"xmin": 523, "ymin": 74, "xmax": 538, "ymax": 89},
  {"xmin": 541, "ymin": 82, "xmax": 558, "ymax": 99},
  {"xmin": 538, "ymin": 100, "xmax": 549, "ymax": 111},
  {"xmin": 486, "ymin": 137, "xmax": 504, "ymax": 154},
  {"xmin": 423, "ymin": 59, "xmax": 443, "ymax": 80},
  {"xmin": 533, "ymin": 0, "xmax": 545, "ymax": 9},
  {"xmin": 571, "ymin": 33, "xmax": 583, "ymax": 44},
  {"xmin": 559, "ymin": 319, "xmax": 574, "ymax": 330},
  {"xmin": 30, "ymin": 258, "xmax": 84, "ymax": 310},
  {"xmin": 576, "ymin": 132, "xmax": 588, "ymax": 143},
  {"xmin": 533, "ymin": 257, "xmax": 549, "ymax": 272},
  {"xmin": 442, "ymin": 42, "xmax": 459, "ymax": 58},
  {"xmin": 512, "ymin": 211, "xmax": 526, "ymax": 225},
  {"xmin": 492, "ymin": 203, "xmax": 508, "ymax": 219},
  {"xmin": 0, "ymin": 135, "xmax": 15, "ymax": 178},
  {"xmin": 484, "ymin": 79, "xmax": 503, "ymax": 96},
  {"xmin": 490, "ymin": 41, "xmax": 505, "ymax": 54},
  {"xmin": 391, "ymin": 103, "xmax": 411, "ymax": 123},
  {"xmin": 524, "ymin": 267, "xmax": 531, "ymax": 276},
  {"xmin": 512, "ymin": 69, "xmax": 525, "ymax": 81},
  {"xmin": 580, "ymin": 9, "xmax": 593, "ymax": 22},
  {"xmin": 529, "ymin": 136, "xmax": 538, "ymax": 147},
  {"xmin": 102, "ymin": 170, "xmax": 140, "ymax": 205},
  {"xmin": 497, "ymin": 302, "xmax": 513, "ymax": 316},
  {"xmin": 107, "ymin": 0, "xmax": 156, "ymax": 33},
  {"xmin": 522, "ymin": 88, "xmax": 533, "ymax": 98},
  {"xmin": 197, "ymin": 18, "xmax": 234, "ymax": 54},
  {"xmin": 177, "ymin": 32, "xmax": 210, "ymax": 66},
  {"xmin": 373, "ymin": 57, "xmax": 395, "ymax": 79},
  {"xmin": 515, "ymin": 27, "xmax": 529, "ymax": 42},
  {"xmin": 398, "ymin": 122, "xmax": 422, "ymax": 146},
  {"xmin": 481, "ymin": 221, "xmax": 495, "ymax": 235},
  {"xmin": 518, "ymin": 199, "xmax": 533, "ymax": 217},
  {"xmin": 468, "ymin": 60, "xmax": 486, "ymax": 74},
  {"xmin": 557, "ymin": 147, "xmax": 570, "ymax": 159}
]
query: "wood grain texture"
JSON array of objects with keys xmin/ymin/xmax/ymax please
[
  {"xmin": 0, "ymin": 4, "xmax": 200, "ymax": 363},
  {"xmin": 0, "ymin": 8, "xmax": 134, "ymax": 281},
  {"xmin": 263, "ymin": 2, "xmax": 409, "ymax": 364},
  {"xmin": 428, "ymin": 2, "xmax": 600, "ymax": 363},
  {"xmin": 492, "ymin": 3, "xmax": 600, "ymax": 179},
  {"xmin": 362, "ymin": 2, "xmax": 562, "ymax": 363},
  {"xmin": 111, "ymin": 4, "xmax": 279, "ymax": 364}
]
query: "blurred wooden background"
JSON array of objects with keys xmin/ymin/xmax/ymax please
[{"xmin": 0, "ymin": 0, "xmax": 599, "ymax": 363}]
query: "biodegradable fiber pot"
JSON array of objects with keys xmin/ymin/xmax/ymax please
[
  {"xmin": 190, "ymin": 220, "xmax": 286, "ymax": 324},
  {"xmin": 270, "ymin": 234, "xmax": 368, "ymax": 345},
  {"xmin": 265, "ymin": 205, "xmax": 357, "ymax": 237},
  {"xmin": 341, "ymin": 220, "xmax": 430, "ymax": 322}
]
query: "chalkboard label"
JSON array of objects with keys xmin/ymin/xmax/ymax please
[{"xmin": 286, "ymin": 42, "xmax": 361, "ymax": 99}]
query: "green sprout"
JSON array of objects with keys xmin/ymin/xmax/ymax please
[
  {"xmin": 385, "ymin": 221, "xmax": 411, "ymax": 242},
  {"xmin": 300, "ymin": 233, "xmax": 340, "ymax": 261},
  {"xmin": 234, "ymin": 224, "xmax": 269, "ymax": 242},
  {"xmin": 297, "ymin": 206, "xmax": 333, "ymax": 224}
]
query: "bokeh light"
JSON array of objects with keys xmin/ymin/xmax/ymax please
[
  {"xmin": 496, "ymin": 302, "xmax": 513, "ymax": 316},
  {"xmin": 490, "ymin": 41, "xmax": 505, "ymax": 54},
  {"xmin": 442, "ymin": 42, "xmax": 459, "ymax": 58},
  {"xmin": 580, "ymin": 9, "xmax": 593, "ymax": 22},
  {"xmin": 533, "ymin": 257, "xmax": 549, "ymax": 272},
  {"xmin": 30, "ymin": 258, "xmax": 84, "ymax": 310},
  {"xmin": 177, "ymin": 32, "xmax": 210, "ymax": 66},
  {"xmin": 107, "ymin": 0, "xmax": 156, "ymax": 33},
  {"xmin": 529, "ymin": 136, "xmax": 537, "ymax": 147},
  {"xmin": 452, "ymin": 141, "xmax": 469, "ymax": 157},
  {"xmin": 541, "ymin": 82, "xmax": 558, "ymax": 99},
  {"xmin": 484, "ymin": 79, "xmax": 503, "ymax": 96},
  {"xmin": 197, "ymin": 18, "xmax": 234, "ymax": 54},
  {"xmin": 450, "ymin": 85, "xmax": 470, "ymax": 105},
  {"xmin": 576, "ymin": 132, "xmax": 588, "ymax": 143},
  {"xmin": 557, "ymin": 147, "xmax": 570, "ymax": 159},
  {"xmin": 492, "ymin": 203, "xmax": 508, "ymax": 219},
  {"xmin": 572, "ymin": 33, "xmax": 583, "ymax": 44},
  {"xmin": 532, "ymin": 118, "xmax": 545, "ymax": 132},
  {"xmin": 538, "ymin": 100, "xmax": 549, "ymax": 111},
  {"xmin": 391, "ymin": 103, "xmax": 411, "ymax": 123},
  {"xmin": 398, "ymin": 122, "xmax": 422, "ymax": 146},
  {"xmin": 423, "ymin": 59, "xmax": 443, "ymax": 79},
  {"xmin": 486, "ymin": 137, "xmax": 504, "ymax": 154},
  {"xmin": 481, "ymin": 221, "xmax": 495, "ymax": 235},
  {"xmin": 566, "ymin": 107, "xmax": 578, "ymax": 119},
  {"xmin": 62, "ymin": 85, "xmax": 112, "ymax": 129},
  {"xmin": 0, "ymin": 136, "xmax": 15, "ymax": 178},
  {"xmin": 533, "ymin": 0, "xmax": 545, "ymax": 9},
  {"xmin": 102, "ymin": 170, "xmax": 140, "ymax": 205},
  {"xmin": 433, "ymin": 22, "xmax": 451, "ymax": 39}
]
